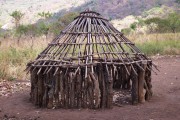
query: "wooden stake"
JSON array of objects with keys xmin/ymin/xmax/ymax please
[
  {"xmin": 138, "ymin": 63, "xmax": 147, "ymax": 103},
  {"xmin": 106, "ymin": 67, "xmax": 113, "ymax": 108},
  {"xmin": 89, "ymin": 72, "xmax": 100, "ymax": 108},
  {"xmin": 131, "ymin": 66, "xmax": 138, "ymax": 105}
]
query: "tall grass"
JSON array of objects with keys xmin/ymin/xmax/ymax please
[
  {"xmin": 0, "ymin": 37, "xmax": 49, "ymax": 81},
  {"xmin": 128, "ymin": 33, "xmax": 180, "ymax": 55},
  {"xmin": 136, "ymin": 40, "xmax": 180, "ymax": 55},
  {"xmin": 0, "ymin": 33, "xmax": 179, "ymax": 81}
]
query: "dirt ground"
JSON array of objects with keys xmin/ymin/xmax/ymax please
[{"xmin": 0, "ymin": 56, "xmax": 180, "ymax": 120}]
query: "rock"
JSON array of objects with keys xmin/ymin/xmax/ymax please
[{"xmin": 3, "ymin": 114, "xmax": 8, "ymax": 118}]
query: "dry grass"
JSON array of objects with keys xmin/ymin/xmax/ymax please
[
  {"xmin": 0, "ymin": 37, "xmax": 50, "ymax": 81},
  {"xmin": 127, "ymin": 33, "xmax": 180, "ymax": 55},
  {"xmin": 127, "ymin": 33, "xmax": 180, "ymax": 42},
  {"xmin": 0, "ymin": 33, "xmax": 179, "ymax": 81}
]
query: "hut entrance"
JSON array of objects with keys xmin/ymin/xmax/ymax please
[{"xmin": 27, "ymin": 10, "xmax": 153, "ymax": 109}]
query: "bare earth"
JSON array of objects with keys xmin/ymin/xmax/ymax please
[{"xmin": 0, "ymin": 56, "xmax": 180, "ymax": 120}]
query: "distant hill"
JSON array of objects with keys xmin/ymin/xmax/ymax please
[
  {"xmin": 69, "ymin": 0, "xmax": 179, "ymax": 19},
  {"xmin": 0, "ymin": 0, "xmax": 179, "ymax": 29}
]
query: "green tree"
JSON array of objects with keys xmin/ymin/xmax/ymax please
[
  {"xmin": 49, "ymin": 22, "xmax": 63, "ymax": 36},
  {"xmin": 130, "ymin": 22, "xmax": 137, "ymax": 30},
  {"xmin": 10, "ymin": 10, "xmax": 24, "ymax": 28},
  {"xmin": 15, "ymin": 25, "xmax": 28, "ymax": 44},
  {"xmin": 38, "ymin": 11, "xmax": 52, "ymax": 19},
  {"xmin": 49, "ymin": 12, "xmax": 78, "ymax": 36},
  {"xmin": 166, "ymin": 13, "xmax": 180, "ymax": 33},
  {"xmin": 175, "ymin": 0, "xmax": 180, "ymax": 4},
  {"xmin": 121, "ymin": 28, "xmax": 132, "ymax": 35},
  {"xmin": 58, "ymin": 12, "xmax": 78, "ymax": 27},
  {"xmin": 26, "ymin": 24, "xmax": 38, "ymax": 48},
  {"xmin": 144, "ymin": 17, "xmax": 162, "ymax": 33},
  {"xmin": 37, "ymin": 11, "xmax": 52, "ymax": 40},
  {"xmin": 38, "ymin": 22, "xmax": 49, "ymax": 41}
]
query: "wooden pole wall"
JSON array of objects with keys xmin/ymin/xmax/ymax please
[{"xmin": 30, "ymin": 62, "xmax": 153, "ymax": 109}]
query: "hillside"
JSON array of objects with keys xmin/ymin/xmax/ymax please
[
  {"xmin": 0, "ymin": 0, "xmax": 179, "ymax": 29},
  {"xmin": 70, "ymin": 0, "xmax": 179, "ymax": 19}
]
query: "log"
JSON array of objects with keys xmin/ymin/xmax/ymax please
[
  {"xmin": 37, "ymin": 72, "xmax": 43, "ymax": 107},
  {"xmin": 65, "ymin": 74, "xmax": 69, "ymax": 108},
  {"xmin": 47, "ymin": 86, "xmax": 54, "ymax": 108},
  {"xmin": 113, "ymin": 68, "xmax": 118, "ymax": 89},
  {"xmin": 42, "ymin": 74, "xmax": 49, "ymax": 107},
  {"xmin": 145, "ymin": 63, "xmax": 153, "ymax": 100},
  {"xmin": 131, "ymin": 66, "xmax": 138, "ymax": 105},
  {"xmin": 47, "ymin": 73, "xmax": 55, "ymax": 109},
  {"xmin": 87, "ymin": 75, "xmax": 93, "ymax": 108},
  {"xmin": 83, "ymin": 72, "xmax": 88, "ymax": 108},
  {"xmin": 54, "ymin": 72, "xmax": 60, "ymax": 107},
  {"xmin": 59, "ymin": 71, "xmax": 65, "ymax": 107},
  {"xmin": 30, "ymin": 70, "xmax": 35, "ymax": 102},
  {"xmin": 138, "ymin": 63, "xmax": 147, "ymax": 103},
  {"xmin": 76, "ymin": 72, "xmax": 82, "ymax": 108},
  {"xmin": 122, "ymin": 66, "xmax": 127, "ymax": 89},
  {"xmin": 106, "ymin": 67, "xmax": 113, "ymax": 109},
  {"xmin": 89, "ymin": 72, "xmax": 101, "ymax": 109},
  {"xmin": 31, "ymin": 70, "xmax": 38, "ymax": 105},
  {"xmin": 100, "ymin": 65, "xmax": 106, "ymax": 108},
  {"xmin": 69, "ymin": 72, "xmax": 75, "ymax": 108},
  {"xmin": 117, "ymin": 66, "xmax": 122, "ymax": 89},
  {"xmin": 126, "ymin": 66, "xmax": 131, "ymax": 89}
]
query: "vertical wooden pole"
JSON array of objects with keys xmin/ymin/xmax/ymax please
[
  {"xmin": 126, "ymin": 66, "xmax": 131, "ymax": 89},
  {"xmin": 131, "ymin": 66, "xmax": 138, "ymax": 104},
  {"xmin": 87, "ymin": 74, "xmax": 93, "ymax": 108},
  {"xmin": 122, "ymin": 66, "xmax": 126, "ymax": 89},
  {"xmin": 59, "ymin": 71, "xmax": 64, "ymax": 108},
  {"xmin": 47, "ymin": 72, "xmax": 54, "ymax": 109},
  {"xmin": 37, "ymin": 72, "xmax": 43, "ymax": 107},
  {"xmin": 106, "ymin": 67, "xmax": 113, "ymax": 108},
  {"xmin": 145, "ymin": 63, "xmax": 153, "ymax": 100},
  {"xmin": 117, "ymin": 66, "xmax": 122, "ymax": 89},
  {"xmin": 101, "ymin": 65, "xmax": 106, "ymax": 108},
  {"xmin": 54, "ymin": 72, "xmax": 60, "ymax": 107},
  {"xmin": 31, "ymin": 69, "xmax": 38, "ymax": 105},
  {"xmin": 138, "ymin": 63, "xmax": 147, "ymax": 103},
  {"xmin": 90, "ymin": 72, "xmax": 100, "ymax": 109},
  {"xmin": 65, "ymin": 74, "xmax": 69, "ymax": 108},
  {"xmin": 42, "ymin": 74, "xmax": 48, "ymax": 107},
  {"xmin": 76, "ymin": 72, "xmax": 82, "ymax": 108}
]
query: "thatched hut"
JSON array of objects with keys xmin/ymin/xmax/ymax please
[{"xmin": 26, "ymin": 10, "xmax": 154, "ymax": 109}]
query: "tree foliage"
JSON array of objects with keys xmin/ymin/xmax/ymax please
[
  {"xmin": 166, "ymin": 13, "xmax": 180, "ymax": 33},
  {"xmin": 15, "ymin": 25, "xmax": 28, "ymax": 44},
  {"xmin": 121, "ymin": 28, "xmax": 131, "ymax": 35},
  {"xmin": 144, "ymin": 17, "xmax": 162, "ymax": 33},
  {"xmin": 26, "ymin": 24, "xmax": 38, "ymax": 37},
  {"xmin": 16, "ymin": 25, "xmax": 28, "ymax": 35},
  {"xmin": 130, "ymin": 22, "xmax": 137, "ymax": 30},
  {"xmin": 175, "ymin": 0, "xmax": 180, "ymax": 4},
  {"xmin": 49, "ymin": 12, "xmax": 79, "ymax": 36},
  {"xmin": 10, "ymin": 10, "xmax": 24, "ymax": 28},
  {"xmin": 58, "ymin": 12, "xmax": 78, "ymax": 27},
  {"xmin": 38, "ymin": 11, "xmax": 52, "ymax": 19},
  {"xmin": 144, "ymin": 12, "xmax": 180, "ymax": 33},
  {"xmin": 38, "ymin": 22, "xmax": 50, "ymax": 39}
]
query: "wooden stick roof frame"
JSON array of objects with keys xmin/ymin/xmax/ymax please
[{"xmin": 26, "ymin": 10, "xmax": 154, "ymax": 77}]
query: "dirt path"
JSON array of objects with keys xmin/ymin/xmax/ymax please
[{"xmin": 0, "ymin": 56, "xmax": 180, "ymax": 120}]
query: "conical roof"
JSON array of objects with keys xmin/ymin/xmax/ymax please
[{"xmin": 27, "ymin": 10, "xmax": 152, "ymax": 75}]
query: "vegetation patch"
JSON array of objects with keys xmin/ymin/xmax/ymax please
[{"xmin": 136, "ymin": 39, "xmax": 180, "ymax": 55}]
